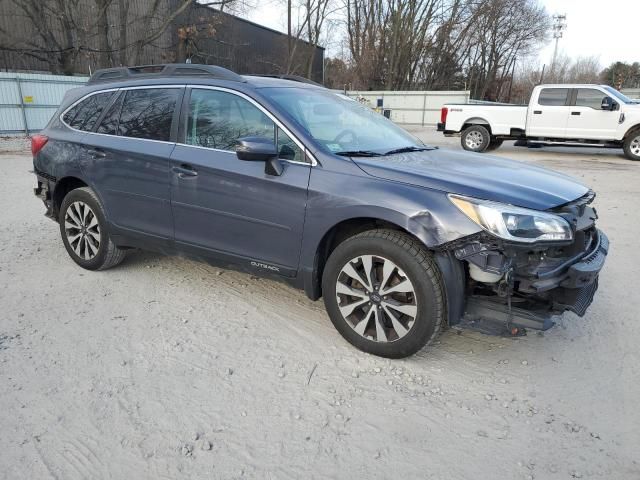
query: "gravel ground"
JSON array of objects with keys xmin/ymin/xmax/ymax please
[{"xmin": 1, "ymin": 132, "xmax": 639, "ymax": 479}]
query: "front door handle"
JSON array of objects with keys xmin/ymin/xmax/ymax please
[
  {"xmin": 172, "ymin": 164, "xmax": 198, "ymax": 178},
  {"xmin": 571, "ymin": 111, "xmax": 581, "ymax": 116},
  {"xmin": 87, "ymin": 148, "xmax": 106, "ymax": 158},
  {"xmin": 533, "ymin": 110, "xmax": 542, "ymax": 115}
]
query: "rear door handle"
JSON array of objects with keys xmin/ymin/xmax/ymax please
[
  {"xmin": 571, "ymin": 111, "xmax": 581, "ymax": 116},
  {"xmin": 87, "ymin": 148, "xmax": 106, "ymax": 158},
  {"xmin": 533, "ymin": 110, "xmax": 542, "ymax": 115},
  {"xmin": 172, "ymin": 164, "xmax": 198, "ymax": 178}
]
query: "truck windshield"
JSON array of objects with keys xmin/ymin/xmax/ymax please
[
  {"xmin": 261, "ymin": 87, "xmax": 424, "ymax": 155},
  {"xmin": 603, "ymin": 86, "xmax": 633, "ymax": 104}
]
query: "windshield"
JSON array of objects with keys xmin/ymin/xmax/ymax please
[
  {"xmin": 261, "ymin": 87, "xmax": 424, "ymax": 155},
  {"xmin": 603, "ymin": 86, "xmax": 633, "ymax": 104}
]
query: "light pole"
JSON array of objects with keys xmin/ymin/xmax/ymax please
[{"xmin": 551, "ymin": 14, "xmax": 567, "ymax": 76}]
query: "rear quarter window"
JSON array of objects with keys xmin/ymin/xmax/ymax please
[
  {"xmin": 538, "ymin": 88, "xmax": 569, "ymax": 106},
  {"xmin": 63, "ymin": 91, "xmax": 115, "ymax": 131}
]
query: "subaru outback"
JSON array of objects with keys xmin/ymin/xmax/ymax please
[{"xmin": 32, "ymin": 64, "xmax": 608, "ymax": 358}]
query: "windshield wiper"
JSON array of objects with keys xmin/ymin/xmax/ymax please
[
  {"xmin": 335, "ymin": 150, "xmax": 383, "ymax": 157},
  {"xmin": 384, "ymin": 146, "xmax": 434, "ymax": 155}
]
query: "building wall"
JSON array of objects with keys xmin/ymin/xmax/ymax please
[
  {"xmin": 169, "ymin": 3, "xmax": 324, "ymax": 83},
  {"xmin": 346, "ymin": 90, "xmax": 471, "ymax": 125},
  {"xmin": 621, "ymin": 88, "xmax": 640, "ymax": 100}
]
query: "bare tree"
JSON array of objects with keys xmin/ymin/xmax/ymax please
[
  {"xmin": 283, "ymin": 0, "xmax": 334, "ymax": 78},
  {"xmin": 342, "ymin": 0, "xmax": 549, "ymax": 96},
  {"xmin": 0, "ymin": 0, "xmax": 245, "ymax": 74}
]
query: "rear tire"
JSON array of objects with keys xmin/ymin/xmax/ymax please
[
  {"xmin": 461, "ymin": 125, "xmax": 491, "ymax": 152},
  {"xmin": 322, "ymin": 229, "xmax": 446, "ymax": 358},
  {"xmin": 59, "ymin": 187, "xmax": 126, "ymax": 270},
  {"xmin": 623, "ymin": 129, "xmax": 640, "ymax": 161},
  {"xmin": 485, "ymin": 138, "xmax": 504, "ymax": 151}
]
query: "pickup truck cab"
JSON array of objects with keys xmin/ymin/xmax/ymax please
[{"xmin": 438, "ymin": 84, "xmax": 640, "ymax": 160}]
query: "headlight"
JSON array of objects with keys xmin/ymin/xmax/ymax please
[{"xmin": 449, "ymin": 194, "xmax": 572, "ymax": 243}]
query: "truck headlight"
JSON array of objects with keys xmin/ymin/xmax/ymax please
[{"xmin": 449, "ymin": 194, "xmax": 572, "ymax": 242}]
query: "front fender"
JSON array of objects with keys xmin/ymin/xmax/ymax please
[{"xmin": 297, "ymin": 166, "xmax": 481, "ymax": 298}]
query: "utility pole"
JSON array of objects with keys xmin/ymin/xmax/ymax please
[
  {"xmin": 287, "ymin": 0, "xmax": 292, "ymax": 62},
  {"xmin": 550, "ymin": 14, "xmax": 567, "ymax": 76}
]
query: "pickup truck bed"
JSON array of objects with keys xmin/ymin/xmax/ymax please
[{"xmin": 439, "ymin": 104, "xmax": 527, "ymax": 136}]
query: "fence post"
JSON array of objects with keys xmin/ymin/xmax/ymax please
[
  {"xmin": 421, "ymin": 93, "xmax": 427, "ymax": 127},
  {"xmin": 15, "ymin": 76, "xmax": 29, "ymax": 136}
]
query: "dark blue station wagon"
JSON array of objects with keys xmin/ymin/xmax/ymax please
[{"xmin": 32, "ymin": 64, "xmax": 608, "ymax": 358}]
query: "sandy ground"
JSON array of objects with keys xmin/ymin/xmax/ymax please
[{"xmin": 1, "ymin": 131, "xmax": 639, "ymax": 479}]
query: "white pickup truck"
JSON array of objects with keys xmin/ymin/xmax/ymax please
[{"xmin": 437, "ymin": 84, "xmax": 640, "ymax": 160}]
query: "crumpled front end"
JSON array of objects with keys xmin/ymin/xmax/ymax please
[{"xmin": 445, "ymin": 191, "xmax": 608, "ymax": 331}]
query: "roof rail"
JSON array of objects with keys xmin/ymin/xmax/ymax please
[
  {"xmin": 251, "ymin": 74, "xmax": 322, "ymax": 87},
  {"xmin": 87, "ymin": 63, "xmax": 245, "ymax": 84}
]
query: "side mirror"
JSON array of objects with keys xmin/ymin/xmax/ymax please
[
  {"xmin": 601, "ymin": 96, "xmax": 616, "ymax": 111},
  {"xmin": 236, "ymin": 136, "xmax": 277, "ymax": 161},
  {"xmin": 235, "ymin": 136, "xmax": 283, "ymax": 176}
]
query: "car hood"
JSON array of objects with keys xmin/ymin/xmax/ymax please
[{"xmin": 353, "ymin": 149, "xmax": 589, "ymax": 210}]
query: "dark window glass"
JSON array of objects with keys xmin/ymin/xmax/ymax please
[
  {"xmin": 96, "ymin": 92, "xmax": 124, "ymax": 135},
  {"xmin": 186, "ymin": 89, "xmax": 274, "ymax": 150},
  {"xmin": 538, "ymin": 88, "xmax": 569, "ymax": 106},
  {"xmin": 63, "ymin": 91, "xmax": 115, "ymax": 131},
  {"xmin": 575, "ymin": 89, "xmax": 608, "ymax": 109},
  {"xmin": 117, "ymin": 88, "xmax": 179, "ymax": 141}
]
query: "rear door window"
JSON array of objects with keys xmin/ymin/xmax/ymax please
[
  {"xmin": 117, "ymin": 88, "xmax": 180, "ymax": 141},
  {"xmin": 575, "ymin": 89, "xmax": 608, "ymax": 109},
  {"xmin": 538, "ymin": 88, "xmax": 569, "ymax": 106},
  {"xmin": 63, "ymin": 91, "xmax": 115, "ymax": 131},
  {"xmin": 186, "ymin": 89, "xmax": 275, "ymax": 151}
]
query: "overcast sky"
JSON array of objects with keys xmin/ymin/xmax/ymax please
[
  {"xmin": 246, "ymin": 0, "xmax": 638, "ymax": 69},
  {"xmin": 538, "ymin": 0, "xmax": 637, "ymax": 67}
]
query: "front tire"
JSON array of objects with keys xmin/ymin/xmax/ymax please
[
  {"xmin": 461, "ymin": 125, "xmax": 491, "ymax": 152},
  {"xmin": 623, "ymin": 129, "xmax": 640, "ymax": 161},
  {"xmin": 322, "ymin": 229, "xmax": 446, "ymax": 358},
  {"xmin": 59, "ymin": 187, "xmax": 126, "ymax": 270}
]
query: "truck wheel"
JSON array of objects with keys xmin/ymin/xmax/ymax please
[
  {"xmin": 486, "ymin": 138, "xmax": 504, "ymax": 151},
  {"xmin": 59, "ymin": 187, "xmax": 126, "ymax": 270},
  {"xmin": 461, "ymin": 125, "xmax": 491, "ymax": 152},
  {"xmin": 322, "ymin": 229, "xmax": 446, "ymax": 358},
  {"xmin": 623, "ymin": 129, "xmax": 640, "ymax": 161}
]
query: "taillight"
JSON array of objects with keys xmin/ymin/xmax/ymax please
[
  {"xmin": 440, "ymin": 107, "xmax": 448, "ymax": 125},
  {"xmin": 31, "ymin": 134, "xmax": 48, "ymax": 156}
]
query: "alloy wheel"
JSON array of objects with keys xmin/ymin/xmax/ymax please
[
  {"xmin": 335, "ymin": 255, "xmax": 417, "ymax": 343},
  {"xmin": 64, "ymin": 201, "xmax": 100, "ymax": 260}
]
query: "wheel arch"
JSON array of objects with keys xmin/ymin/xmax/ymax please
[
  {"xmin": 303, "ymin": 217, "xmax": 418, "ymax": 299},
  {"xmin": 462, "ymin": 118, "xmax": 492, "ymax": 133},
  {"xmin": 623, "ymin": 123, "xmax": 640, "ymax": 139},
  {"xmin": 52, "ymin": 176, "xmax": 89, "ymax": 220},
  {"xmin": 304, "ymin": 216, "xmax": 466, "ymax": 327}
]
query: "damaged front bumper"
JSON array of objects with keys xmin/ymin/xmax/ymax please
[{"xmin": 447, "ymin": 195, "xmax": 609, "ymax": 332}]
